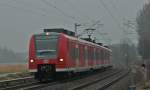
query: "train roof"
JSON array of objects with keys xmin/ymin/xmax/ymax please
[
  {"xmin": 34, "ymin": 28, "xmax": 112, "ymax": 52},
  {"xmin": 44, "ymin": 28, "xmax": 75, "ymax": 37},
  {"xmin": 63, "ymin": 33, "xmax": 112, "ymax": 52}
]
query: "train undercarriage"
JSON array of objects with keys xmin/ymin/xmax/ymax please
[
  {"xmin": 34, "ymin": 64, "xmax": 112, "ymax": 82},
  {"xmin": 34, "ymin": 64, "xmax": 56, "ymax": 81}
]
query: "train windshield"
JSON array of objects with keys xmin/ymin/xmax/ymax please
[{"xmin": 35, "ymin": 34, "xmax": 59, "ymax": 58}]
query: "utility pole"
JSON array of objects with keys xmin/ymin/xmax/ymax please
[
  {"xmin": 123, "ymin": 19, "xmax": 136, "ymax": 67},
  {"xmin": 123, "ymin": 19, "xmax": 138, "ymax": 90},
  {"xmin": 74, "ymin": 23, "xmax": 81, "ymax": 37}
]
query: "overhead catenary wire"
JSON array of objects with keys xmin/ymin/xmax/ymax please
[
  {"xmin": 4, "ymin": 0, "xmax": 57, "ymax": 17},
  {"xmin": 108, "ymin": 0, "xmax": 123, "ymax": 21},
  {"xmin": 76, "ymin": 20, "xmax": 101, "ymax": 37},
  {"xmin": 40, "ymin": 0, "xmax": 80, "ymax": 22},
  {"xmin": 10, "ymin": 0, "xmax": 102, "ymax": 30},
  {"xmin": 6, "ymin": 0, "xmax": 102, "ymax": 35},
  {"xmin": 7, "ymin": 0, "xmax": 84, "ymax": 23},
  {"xmin": 2, "ymin": 0, "xmax": 52, "ymax": 17},
  {"xmin": 51, "ymin": 0, "xmax": 105, "ymax": 37},
  {"xmin": 88, "ymin": 20, "xmax": 101, "ymax": 28},
  {"xmin": 54, "ymin": 0, "xmax": 83, "ymax": 21},
  {"xmin": 63, "ymin": 0, "xmax": 94, "ymax": 22},
  {"xmin": 9, "ymin": 0, "xmax": 82, "ymax": 22},
  {"xmin": 13, "ymin": 0, "xmax": 54, "ymax": 17},
  {"xmin": 4, "ymin": 0, "xmax": 110, "ymax": 40},
  {"xmin": 98, "ymin": 0, "xmax": 131, "ymax": 68},
  {"xmin": 94, "ymin": 25, "xmax": 110, "ymax": 44},
  {"xmin": 98, "ymin": 0, "xmax": 126, "ymax": 32}
]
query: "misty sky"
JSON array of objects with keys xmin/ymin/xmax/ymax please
[{"xmin": 0, "ymin": 0, "xmax": 149, "ymax": 52}]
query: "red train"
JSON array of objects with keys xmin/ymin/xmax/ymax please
[{"xmin": 28, "ymin": 28, "xmax": 112, "ymax": 81}]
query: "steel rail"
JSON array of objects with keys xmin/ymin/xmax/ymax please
[
  {"xmin": 16, "ymin": 68, "xmax": 113, "ymax": 90},
  {"xmin": 70, "ymin": 69, "xmax": 123, "ymax": 90},
  {"xmin": 0, "ymin": 76, "xmax": 36, "ymax": 90},
  {"xmin": 26, "ymin": 68, "xmax": 117, "ymax": 90},
  {"xmin": 98, "ymin": 70, "xmax": 130, "ymax": 90},
  {"xmin": 71, "ymin": 69, "xmax": 129, "ymax": 90}
]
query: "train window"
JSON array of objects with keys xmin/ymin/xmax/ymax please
[
  {"xmin": 104, "ymin": 51, "xmax": 106, "ymax": 60},
  {"xmin": 101, "ymin": 50, "xmax": 104, "ymax": 60},
  {"xmin": 85, "ymin": 47, "xmax": 88, "ymax": 61},
  {"xmin": 109, "ymin": 52, "xmax": 111, "ymax": 60},
  {"xmin": 105, "ymin": 51, "xmax": 108, "ymax": 60},
  {"xmin": 106, "ymin": 52, "xmax": 108, "ymax": 60},
  {"xmin": 83, "ymin": 47, "xmax": 86, "ymax": 61},
  {"xmin": 99, "ymin": 50, "xmax": 101, "ymax": 60},
  {"xmin": 87, "ymin": 47, "xmax": 91, "ymax": 61},
  {"xmin": 95, "ymin": 50, "xmax": 98, "ymax": 60},
  {"xmin": 69, "ymin": 47, "xmax": 72, "ymax": 59},
  {"xmin": 70, "ymin": 47, "xmax": 75, "ymax": 60},
  {"xmin": 97, "ymin": 50, "xmax": 99, "ymax": 60},
  {"xmin": 104, "ymin": 52, "xmax": 106, "ymax": 60},
  {"xmin": 35, "ymin": 35, "xmax": 58, "ymax": 58},
  {"xmin": 108, "ymin": 52, "xmax": 110, "ymax": 60},
  {"xmin": 91, "ymin": 48, "xmax": 94, "ymax": 60},
  {"xmin": 91, "ymin": 49, "xmax": 95, "ymax": 60},
  {"xmin": 89, "ymin": 48, "xmax": 92, "ymax": 60},
  {"xmin": 68, "ymin": 41, "xmax": 71, "ymax": 59},
  {"xmin": 107, "ymin": 52, "xmax": 109, "ymax": 60},
  {"xmin": 75, "ymin": 47, "xmax": 79, "ymax": 60},
  {"xmin": 79, "ymin": 45, "xmax": 82, "ymax": 60},
  {"xmin": 94, "ymin": 49, "xmax": 96, "ymax": 60},
  {"xmin": 106, "ymin": 51, "xmax": 108, "ymax": 60},
  {"xmin": 87, "ymin": 48, "xmax": 90, "ymax": 60},
  {"xmin": 89, "ymin": 49, "xmax": 91, "ymax": 60},
  {"xmin": 69, "ymin": 44, "xmax": 79, "ymax": 60},
  {"xmin": 98, "ymin": 50, "xmax": 100, "ymax": 60},
  {"xmin": 103, "ymin": 51, "xmax": 105, "ymax": 60},
  {"xmin": 69, "ymin": 42, "xmax": 74, "ymax": 60}
]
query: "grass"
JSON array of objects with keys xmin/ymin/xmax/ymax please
[
  {"xmin": 0, "ymin": 64, "xmax": 28, "ymax": 74},
  {"xmin": 0, "ymin": 64, "xmax": 31, "ymax": 81}
]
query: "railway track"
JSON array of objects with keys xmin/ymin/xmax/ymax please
[
  {"xmin": 22, "ymin": 68, "xmax": 126, "ymax": 90},
  {"xmin": 0, "ymin": 68, "xmax": 129, "ymax": 90},
  {"xmin": 0, "ymin": 76, "xmax": 36, "ymax": 90},
  {"xmin": 71, "ymin": 69, "xmax": 129, "ymax": 90},
  {"xmin": 39, "ymin": 68, "xmax": 128, "ymax": 90}
]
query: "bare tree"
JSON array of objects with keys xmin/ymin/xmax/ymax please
[{"xmin": 136, "ymin": 2, "xmax": 150, "ymax": 60}]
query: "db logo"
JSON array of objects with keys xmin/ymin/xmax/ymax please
[{"xmin": 43, "ymin": 60, "xmax": 49, "ymax": 63}]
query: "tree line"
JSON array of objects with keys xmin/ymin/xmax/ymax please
[
  {"xmin": 136, "ymin": 2, "xmax": 150, "ymax": 60},
  {"xmin": 0, "ymin": 47, "xmax": 26, "ymax": 63}
]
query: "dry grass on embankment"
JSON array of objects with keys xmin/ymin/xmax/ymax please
[
  {"xmin": 0, "ymin": 64, "xmax": 31, "ymax": 81},
  {"xmin": 0, "ymin": 64, "xmax": 28, "ymax": 74}
]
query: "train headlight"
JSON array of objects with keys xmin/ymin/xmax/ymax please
[
  {"xmin": 46, "ymin": 32, "xmax": 49, "ymax": 35},
  {"xmin": 59, "ymin": 58, "xmax": 63, "ymax": 62},
  {"xmin": 30, "ymin": 59, "xmax": 34, "ymax": 63}
]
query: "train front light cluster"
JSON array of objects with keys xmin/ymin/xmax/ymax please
[
  {"xmin": 46, "ymin": 32, "xmax": 49, "ymax": 35},
  {"xmin": 59, "ymin": 58, "xmax": 64, "ymax": 62},
  {"xmin": 30, "ymin": 59, "xmax": 34, "ymax": 63}
]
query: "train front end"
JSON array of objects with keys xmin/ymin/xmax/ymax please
[{"xmin": 28, "ymin": 32, "xmax": 65, "ymax": 81}]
